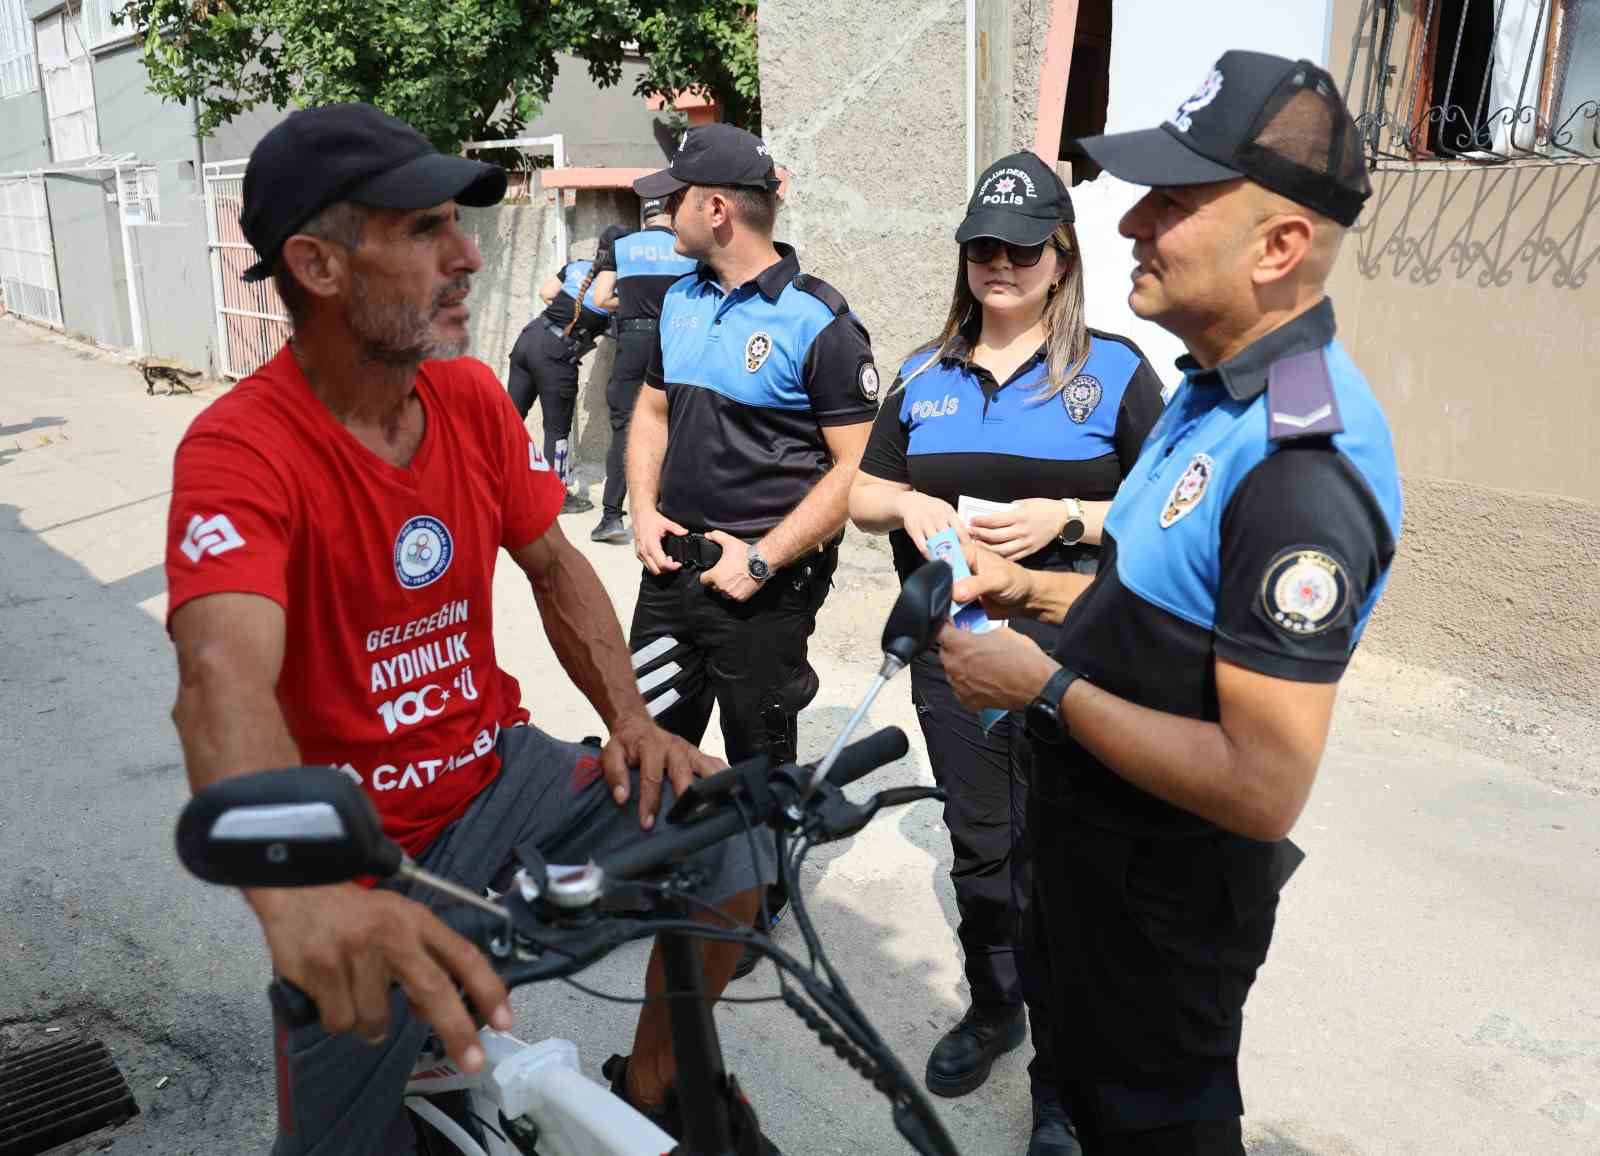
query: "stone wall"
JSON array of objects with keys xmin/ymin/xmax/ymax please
[{"xmin": 463, "ymin": 189, "xmax": 636, "ymax": 489}]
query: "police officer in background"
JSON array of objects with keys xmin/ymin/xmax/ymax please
[
  {"xmin": 587, "ymin": 197, "xmax": 698, "ymax": 544},
  {"xmin": 506, "ymin": 224, "xmax": 627, "ymax": 512},
  {"xmin": 626, "ymin": 124, "xmax": 879, "ymax": 959},
  {"xmin": 939, "ymin": 53, "xmax": 1402, "ymax": 1154}
]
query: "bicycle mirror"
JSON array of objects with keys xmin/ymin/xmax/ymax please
[
  {"xmin": 883, "ymin": 559, "xmax": 954, "ymax": 664},
  {"xmin": 175, "ymin": 766, "xmax": 404, "ymax": 887}
]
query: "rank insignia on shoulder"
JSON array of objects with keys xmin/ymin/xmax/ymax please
[
  {"xmin": 745, "ymin": 331, "xmax": 773, "ymax": 373},
  {"xmin": 1260, "ymin": 547, "xmax": 1349, "ymax": 635},
  {"xmin": 1063, "ymin": 375, "xmax": 1102, "ymax": 424},
  {"xmin": 1160, "ymin": 453, "xmax": 1214, "ymax": 528}
]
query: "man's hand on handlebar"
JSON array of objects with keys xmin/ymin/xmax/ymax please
[
  {"xmin": 249, "ymin": 884, "xmax": 513, "ymax": 1073},
  {"xmin": 601, "ymin": 710, "xmax": 726, "ymax": 829}
]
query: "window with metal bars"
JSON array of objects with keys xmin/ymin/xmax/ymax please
[
  {"xmin": 0, "ymin": 0, "xmax": 36, "ymax": 100},
  {"xmin": 1346, "ymin": 0, "xmax": 1600, "ymax": 165}
]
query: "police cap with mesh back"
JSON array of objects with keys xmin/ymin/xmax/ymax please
[{"xmin": 1075, "ymin": 50, "xmax": 1371, "ymax": 226}]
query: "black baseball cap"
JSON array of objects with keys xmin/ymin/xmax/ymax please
[
  {"xmin": 633, "ymin": 124, "xmax": 780, "ymax": 198},
  {"xmin": 239, "ymin": 103, "xmax": 507, "ymax": 282},
  {"xmin": 1075, "ymin": 50, "xmax": 1370, "ymax": 226},
  {"xmin": 640, "ymin": 196, "xmax": 669, "ymax": 219},
  {"xmin": 954, "ymin": 152, "xmax": 1075, "ymax": 247}
]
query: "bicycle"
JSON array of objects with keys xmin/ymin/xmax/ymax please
[{"xmin": 176, "ymin": 560, "xmax": 963, "ymax": 1156}]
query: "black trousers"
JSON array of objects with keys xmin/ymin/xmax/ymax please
[
  {"xmin": 628, "ymin": 545, "xmax": 836, "ymax": 767},
  {"xmin": 601, "ymin": 332, "xmax": 653, "ymax": 518},
  {"xmin": 507, "ymin": 324, "xmax": 588, "ymax": 473},
  {"xmin": 910, "ymin": 654, "xmax": 1056, "ymax": 1105},
  {"xmin": 1029, "ymin": 786, "xmax": 1284, "ymax": 1152}
]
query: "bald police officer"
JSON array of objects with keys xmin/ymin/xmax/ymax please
[
  {"xmin": 940, "ymin": 52, "xmax": 1402, "ymax": 1155},
  {"xmin": 625, "ymin": 126, "xmax": 879, "ymax": 955}
]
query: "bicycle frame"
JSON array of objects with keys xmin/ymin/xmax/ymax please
[{"xmin": 403, "ymin": 1029, "xmax": 674, "ymax": 1156}]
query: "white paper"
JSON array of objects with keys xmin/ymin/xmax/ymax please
[{"xmin": 957, "ymin": 494, "xmax": 1014, "ymax": 527}]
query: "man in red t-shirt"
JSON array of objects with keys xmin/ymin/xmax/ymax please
[{"xmin": 165, "ymin": 104, "xmax": 773, "ymax": 1153}]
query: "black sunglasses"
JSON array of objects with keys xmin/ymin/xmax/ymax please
[{"xmin": 963, "ymin": 238, "xmax": 1063, "ymax": 268}]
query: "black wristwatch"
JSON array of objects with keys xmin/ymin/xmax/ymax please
[
  {"xmin": 746, "ymin": 543, "xmax": 772, "ymax": 583},
  {"xmin": 1057, "ymin": 498, "xmax": 1087, "ymax": 546},
  {"xmin": 1025, "ymin": 666, "xmax": 1080, "ymax": 745}
]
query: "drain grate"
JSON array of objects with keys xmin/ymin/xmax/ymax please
[{"xmin": 0, "ymin": 1036, "xmax": 139, "ymax": 1156}]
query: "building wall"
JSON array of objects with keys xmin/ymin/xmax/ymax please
[
  {"xmin": 125, "ymin": 161, "xmax": 216, "ymax": 369},
  {"xmin": 1325, "ymin": 0, "xmax": 1600, "ymax": 705},
  {"xmin": 462, "ymin": 190, "xmax": 636, "ymax": 487},
  {"xmin": 43, "ymin": 171, "xmax": 130, "ymax": 346},
  {"xmin": 521, "ymin": 52, "xmax": 675, "ymax": 169},
  {"xmin": 0, "ymin": 90, "xmax": 49, "ymax": 171},
  {"xmin": 90, "ymin": 42, "xmax": 195, "ymax": 162}
]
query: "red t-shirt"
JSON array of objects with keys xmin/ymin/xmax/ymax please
[{"xmin": 165, "ymin": 347, "xmax": 565, "ymax": 857}]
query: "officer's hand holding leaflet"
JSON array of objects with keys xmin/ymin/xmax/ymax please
[
  {"xmin": 950, "ymin": 541, "xmax": 1093, "ymax": 625},
  {"xmin": 894, "ymin": 489, "xmax": 972, "ymax": 559}
]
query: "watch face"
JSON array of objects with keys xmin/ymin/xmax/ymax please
[{"xmin": 1061, "ymin": 518, "xmax": 1086, "ymax": 545}]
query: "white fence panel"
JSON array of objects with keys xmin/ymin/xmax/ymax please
[
  {"xmin": 0, "ymin": 174, "xmax": 63, "ymax": 327},
  {"xmin": 203, "ymin": 160, "xmax": 289, "ymax": 378}
]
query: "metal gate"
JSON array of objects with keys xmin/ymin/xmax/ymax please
[
  {"xmin": 0, "ymin": 174, "xmax": 63, "ymax": 328},
  {"xmin": 203, "ymin": 159, "xmax": 289, "ymax": 378}
]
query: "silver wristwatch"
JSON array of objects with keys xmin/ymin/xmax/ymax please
[
  {"xmin": 746, "ymin": 543, "xmax": 772, "ymax": 583},
  {"xmin": 1058, "ymin": 498, "xmax": 1087, "ymax": 546}
]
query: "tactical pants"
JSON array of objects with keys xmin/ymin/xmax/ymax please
[
  {"xmin": 628, "ymin": 544, "xmax": 837, "ymax": 767},
  {"xmin": 507, "ymin": 324, "xmax": 587, "ymax": 472},
  {"xmin": 602, "ymin": 331, "xmax": 653, "ymax": 518},
  {"xmin": 910, "ymin": 652, "xmax": 1057, "ymax": 1105}
]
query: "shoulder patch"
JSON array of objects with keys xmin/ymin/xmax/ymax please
[
  {"xmin": 792, "ymin": 273, "xmax": 850, "ymax": 317},
  {"xmin": 1260, "ymin": 546, "xmax": 1350, "ymax": 635},
  {"xmin": 1268, "ymin": 348, "xmax": 1344, "ymax": 441}
]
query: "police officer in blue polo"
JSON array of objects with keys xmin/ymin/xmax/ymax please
[
  {"xmin": 625, "ymin": 125, "xmax": 879, "ymax": 962},
  {"xmin": 939, "ymin": 52, "xmax": 1402, "ymax": 1155},
  {"xmin": 850, "ymin": 151, "xmax": 1164, "ymax": 1156},
  {"xmin": 588, "ymin": 197, "xmax": 699, "ymax": 543}
]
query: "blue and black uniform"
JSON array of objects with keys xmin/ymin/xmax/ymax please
[
  {"xmin": 859, "ymin": 331, "xmax": 1164, "ymax": 1106},
  {"xmin": 596, "ymin": 225, "xmax": 698, "ymax": 519},
  {"xmin": 630, "ymin": 243, "xmax": 877, "ymax": 766},
  {"xmin": 1032, "ymin": 299, "xmax": 1401, "ymax": 1149},
  {"xmin": 506, "ymin": 257, "xmax": 613, "ymax": 474}
]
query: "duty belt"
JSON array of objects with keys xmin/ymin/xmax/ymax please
[
  {"xmin": 618, "ymin": 317, "xmax": 658, "ymax": 334},
  {"xmin": 661, "ymin": 530, "xmax": 844, "ymax": 572},
  {"xmin": 662, "ymin": 533, "xmax": 723, "ymax": 570}
]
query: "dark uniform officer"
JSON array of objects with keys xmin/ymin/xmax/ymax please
[
  {"xmin": 589, "ymin": 198, "xmax": 699, "ymax": 543},
  {"xmin": 626, "ymin": 125, "xmax": 877, "ymax": 774},
  {"xmin": 938, "ymin": 53, "xmax": 1402, "ymax": 1155},
  {"xmin": 854, "ymin": 150, "xmax": 1165, "ymax": 1156},
  {"xmin": 506, "ymin": 226, "xmax": 626, "ymax": 509}
]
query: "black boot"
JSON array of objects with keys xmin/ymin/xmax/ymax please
[
  {"xmin": 924, "ymin": 1003, "xmax": 1027, "ymax": 1097},
  {"xmin": 1026, "ymin": 1097, "xmax": 1082, "ymax": 1156}
]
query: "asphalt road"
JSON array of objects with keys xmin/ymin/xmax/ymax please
[{"xmin": 1, "ymin": 317, "xmax": 1595, "ymax": 1155}]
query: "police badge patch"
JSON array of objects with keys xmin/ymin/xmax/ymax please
[
  {"xmin": 859, "ymin": 362, "xmax": 880, "ymax": 401},
  {"xmin": 1063, "ymin": 375, "xmax": 1102, "ymax": 423},
  {"xmin": 1159, "ymin": 453, "xmax": 1214, "ymax": 528},
  {"xmin": 1260, "ymin": 547, "xmax": 1349, "ymax": 636},
  {"xmin": 745, "ymin": 331, "xmax": 773, "ymax": 373}
]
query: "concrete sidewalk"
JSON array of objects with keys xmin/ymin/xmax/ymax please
[{"xmin": 1, "ymin": 315, "xmax": 1595, "ymax": 1155}]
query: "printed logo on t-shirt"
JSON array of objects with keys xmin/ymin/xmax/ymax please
[
  {"xmin": 910, "ymin": 395, "xmax": 960, "ymax": 420},
  {"xmin": 179, "ymin": 513, "xmax": 245, "ymax": 563},
  {"xmin": 393, "ymin": 515, "xmax": 454, "ymax": 589}
]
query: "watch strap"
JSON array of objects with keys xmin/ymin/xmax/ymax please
[{"xmin": 1028, "ymin": 665, "xmax": 1080, "ymax": 744}]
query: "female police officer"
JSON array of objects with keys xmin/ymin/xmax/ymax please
[
  {"xmin": 849, "ymin": 151, "xmax": 1164, "ymax": 1156},
  {"xmin": 506, "ymin": 224, "xmax": 627, "ymax": 512}
]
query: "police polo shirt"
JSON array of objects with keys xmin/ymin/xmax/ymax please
[
  {"xmin": 1043, "ymin": 298, "xmax": 1403, "ymax": 835},
  {"xmin": 860, "ymin": 331, "xmax": 1165, "ymax": 589},
  {"xmin": 647, "ymin": 244, "xmax": 878, "ymax": 538},
  {"xmin": 540, "ymin": 259, "xmax": 611, "ymax": 339},
  {"xmin": 605, "ymin": 226, "xmax": 698, "ymax": 322}
]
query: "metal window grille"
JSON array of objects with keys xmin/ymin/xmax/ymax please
[
  {"xmin": 1347, "ymin": 0, "xmax": 1600, "ymax": 166},
  {"xmin": 35, "ymin": 4, "xmax": 99, "ymax": 162},
  {"xmin": 203, "ymin": 160, "xmax": 290, "ymax": 378},
  {"xmin": 0, "ymin": 0, "xmax": 36, "ymax": 99},
  {"xmin": 116, "ymin": 163, "xmax": 157, "ymax": 225},
  {"xmin": 80, "ymin": 0, "xmax": 128, "ymax": 51},
  {"xmin": 0, "ymin": 174, "xmax": 63, "ymax": 327}
]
